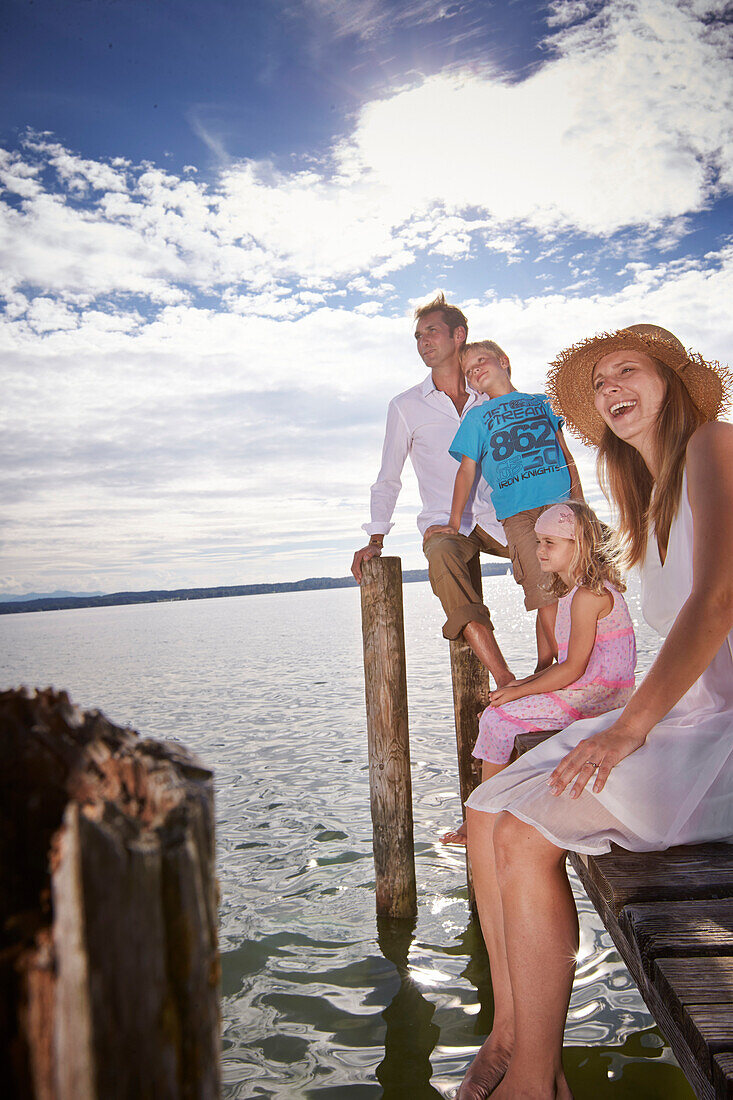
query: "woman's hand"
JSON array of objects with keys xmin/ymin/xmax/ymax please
[{"xmin": 547, "ymin": 720, "xmax": 648, "ymax": 798}]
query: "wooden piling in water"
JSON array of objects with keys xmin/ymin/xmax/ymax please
[
  {"xmin": 449, "ymin": 552, "xmax": 492, "ymax": 809},
  {"xmin": 360, "ymin": 556, "xmax": 417, "ymax": 919},
  {"xmin": 449, "ymin": 554, "xmax": 492, "ymax": 903},
  {"xmin": 449, "ymin": 638, "xmax": 492, "ymax": 812}
]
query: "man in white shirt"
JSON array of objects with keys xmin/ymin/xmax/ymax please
[{"xmin": 351, "ymin": 294, "xmax": 514, "ymax": 686}]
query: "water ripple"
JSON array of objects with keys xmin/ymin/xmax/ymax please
[{"xmin": 0, "ymin": 579, "xmax": 693, "ymax": 1098}]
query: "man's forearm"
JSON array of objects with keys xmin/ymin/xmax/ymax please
[{"xmin": 364, "ymin": 401, "xmax": 409, "ymax": 534}]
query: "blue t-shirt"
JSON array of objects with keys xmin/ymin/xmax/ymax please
[{"xmin": 449, "ymin": 392, "xmax": 571, "ymax": 521}]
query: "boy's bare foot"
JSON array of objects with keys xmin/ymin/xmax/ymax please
[
  {"xmin": 439, "ymin": 820, "xmax": 467, "ymax": 846},
  {"xmin": 456, "ymin": 1031, "xmax": 513, "ymax": 1099}
]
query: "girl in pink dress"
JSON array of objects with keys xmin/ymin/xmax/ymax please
[
  {"xmin": 474, "ymin": 501, "xmax": 636, "ymax": 773},
  {"xmin": 442, "ymin": 501, "xmax": 636, "ymax": 845}
]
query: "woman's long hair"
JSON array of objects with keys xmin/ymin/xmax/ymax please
[
  {"xmin": 545, "ymin": 501, "xmax": 626, "ymax": 598},
  {"xmin": 596, "ymin": 360, "xmax": 705, "ymax": 567}
]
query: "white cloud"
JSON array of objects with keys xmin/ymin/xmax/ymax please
[
  {"xmin": 2, "ymin": 244, "xmax": 732, "ymax": 593},
  {"xmin": 1, "ymin": 1, "xmax": 730, "ymax": 305},
  {"xmin": 345, "ymin": 0, "xmax": 732, "ymax": 236},
  {"xmin": 288, "ymin": 0, "xmax": 458, "ymax": 43},
  {"xmin": 1, "ymin": 0, "xmax": 732, "ymax": 594}
]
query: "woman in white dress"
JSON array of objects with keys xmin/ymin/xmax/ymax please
[{"xmin": 457, "ymin": 324, "xmax": 733, "ymax": 1100}]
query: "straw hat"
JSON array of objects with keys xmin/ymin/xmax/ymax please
[{"xmin": 547, "ymin": 323, "xmax": 732, "ymax": 447}]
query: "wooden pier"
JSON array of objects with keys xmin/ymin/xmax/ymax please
[{"xmin": 517, "ymin": 730, "xmax": 733, "ymax": 1100}]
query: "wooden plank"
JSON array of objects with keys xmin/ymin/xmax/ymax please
[
  {"xmin": 514, "ymin": 731, "xmax": 550, "ymax": 755},
  {"xmin": 578, "ymin": 845, "xmax": 733, "ymax": 919},
  {"xmin": 653, "ymin": 958, "xmax": 733, "ymax": 1084},
  {"xmin": 655, "ymin": 957, "xmax": 733, "ymax": 1006},
  {"xmin": 713, "ymin": 1051, "xmax": 733, "ymax": 1099},
  {"xmin": 622, "ymin": 899, "xmax": 733, "ymax": 976}
]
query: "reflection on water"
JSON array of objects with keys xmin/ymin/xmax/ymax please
[{"xmin": 0, "ymin": 577, "xmax": 694, "ymax": 1097}]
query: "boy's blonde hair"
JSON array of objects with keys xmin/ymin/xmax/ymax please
[
  {"xmin": 459, "ymin": 339, "xmax": 512, "ymax": 377},
  {"xmin": 542, "ymin": 500, "xmax": 626, "ymax": 598}
]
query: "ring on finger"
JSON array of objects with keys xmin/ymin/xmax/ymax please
[{"xmin": 586, "ymin": 760, "xmax": 600, "ymax": 769}]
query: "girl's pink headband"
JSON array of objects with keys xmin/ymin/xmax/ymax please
[{"xmin": 535, "ymin": 503, "xmax": 577, "ymax": 540}]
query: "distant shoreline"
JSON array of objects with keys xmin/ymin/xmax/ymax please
[{"xmin": 0, "ymin": 562, "xmax": 512, "ymax": 615}]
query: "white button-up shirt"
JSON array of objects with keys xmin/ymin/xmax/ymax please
[{"xmin": 363, "ymin": 374, "xmax": 506, "ymax": 543}]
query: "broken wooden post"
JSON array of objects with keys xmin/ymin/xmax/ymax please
[
  {"xmin": 0, "ymin": 686, "xmax": 220, "ymax": 1100},
  {"xmin": 360, "ymin": 556, "xmax": 417, "ymax": 919}
]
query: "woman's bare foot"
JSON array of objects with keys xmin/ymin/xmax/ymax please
[
  {"xmin": 440, "ymin": 820, "xmax": 467, "ymax": 846},
  {"xmin": 489, "ymin": 1070, "xmax": 573, "ymax": 1099},
  {"xmin": 456, "ymin": 1031, "xmax": 513, "ymax": 1099}
]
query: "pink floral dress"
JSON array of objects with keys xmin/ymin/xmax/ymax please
[{"xmin": 473, "ymin": 585, "xmax": 637, "ymax": 765}]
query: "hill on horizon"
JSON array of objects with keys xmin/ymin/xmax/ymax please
[{"xmin": 0, "ymin": 562, "xmax": 511, "ymax": 615}]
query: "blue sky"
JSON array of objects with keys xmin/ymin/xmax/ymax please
[{"xmin": 1, "ymin": 0, "xmax": 732, "ymax": 596}]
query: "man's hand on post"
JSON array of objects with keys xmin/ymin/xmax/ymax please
[{"xmin": 351, "ymin": 538, "xmax": 384, "ymax": 583}]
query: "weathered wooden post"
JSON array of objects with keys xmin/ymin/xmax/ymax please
[
  {"xmin": 0, "ymin": 686, "xmax": 220, "ymax": 1100},
  {"xmin": 449, "ymin": 638, "xmax": 491, "ymax": 810},
  {"xmin": 360, "ymin": 556, "xmax": 417, "ymax": 919},
  {"xmin": 449, "ymin": 554, "xmax": 492, "ymax": 902},
  {"xmin": 449, "ymin": 553, "xmax": 492, "ymax": 811}
]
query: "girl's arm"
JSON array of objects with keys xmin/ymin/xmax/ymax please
[
  {"xmin": 550, "ymin": 422, "xmax": 733, "ymax": 797},
  {"xmin": 506, "ymin": 606, "xmax": 559, "ymax": 687},
  {"xmin": 490, "ymin": 588, "xmax": 608, "ymax": 705},
  {"xmin": 447, "ymin": 456, "xmax": 479, "ymax": 532},
  {"xmin": 557, "ymin": 429, "xmax": 584, "ymax": 501}
]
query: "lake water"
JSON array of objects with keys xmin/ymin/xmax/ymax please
[{"xmin": 0, "ymin": 575, "xmax": 695, "ymax": 1098}]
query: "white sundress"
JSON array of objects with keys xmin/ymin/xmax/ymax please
[{"xmin": 465, "ymin": 470, "xmax": 733, "ymax": 855}]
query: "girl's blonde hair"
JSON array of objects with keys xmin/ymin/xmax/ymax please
[
  {"xmin": 596, "ymin": 358, "xmax": 705, "ymax": 567},
  {"xmin": 543, "ymin": 500, "xmax": 626, "ymax": 598}
]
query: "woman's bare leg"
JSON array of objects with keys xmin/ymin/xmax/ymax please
[
  {"xmin": 488, "ymin": 812, "xmax": 577, "ymax": 1099},
  {"xmin": 457, "ymin": 800, "xmax": 515, "ymax": 1099}
]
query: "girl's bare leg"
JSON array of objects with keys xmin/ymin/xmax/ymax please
[
  {"xmin": 457, "ymin": 799, "xmax": 515, "ymax": 1098},
  {"xmin": 440, "ymin": 761, "xmax": 508, "ymax": 845},
  {"xmin": 487, "ymin": 812, "xmax": 577, "ymax": 1100}
]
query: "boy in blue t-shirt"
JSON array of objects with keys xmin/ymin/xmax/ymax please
[{"xmin": 444, "ymin": 339, "xmax": 583, "ymax": 668}]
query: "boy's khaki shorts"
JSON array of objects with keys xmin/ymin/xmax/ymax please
[
  {"xmin": 422, "ymin": 524, "xmax": 510, "ymax": 640},
  {"xmin": 501, "ymin": 507, "xmax": 558, "ymax": 611}
]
